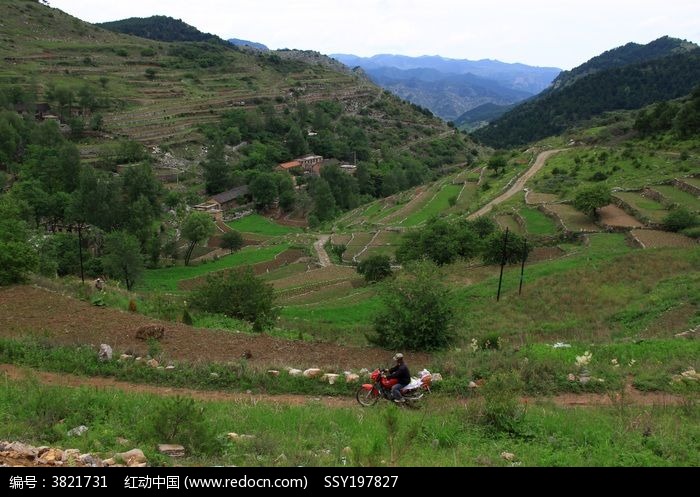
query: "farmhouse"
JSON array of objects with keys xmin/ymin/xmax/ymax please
[
  {"xmin": 276, "ymin": 155, "xmax": 324, "ymax": 175},
  {"xmin": 194, "ymin": 185, "xmax": 251, "ymax": 220}
]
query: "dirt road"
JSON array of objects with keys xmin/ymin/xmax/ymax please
[
  {"xmin": 0, "ymin": 364, "xmax": 683, "ymax": 409},
  {"xmin": 468, "ymin": 149, "xmax": 564, "ymax": 220}
]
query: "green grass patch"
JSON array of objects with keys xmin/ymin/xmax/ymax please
[
  {"xmin": 141, "ymin": 244, "xmax": 290, "ymax": 292},
  {"xmin": 651, "ymin": 185, "xmax": 700, "ymax": 212},
  {"xmin": 401, "ymin": 183, "xmax": 464, "ymax": 227},
  {"xmin": 520, "ymin": 208, "xmax": 558, "ymax": 235},
  {"xmin": 226, "ymin": 215, "xmax": 302, "ymax": 236}
]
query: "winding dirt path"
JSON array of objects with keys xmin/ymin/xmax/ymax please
[
  {"xmin": 0, "ymin": 365, "xmax": 683, "ymax": 409},
  {"xmin": 314, "ymin": 234, "xmax": 331, "ymax": 267},
  {"xmin": 468, "ymin": 149, "xmax": 565, "ymax": 220}
]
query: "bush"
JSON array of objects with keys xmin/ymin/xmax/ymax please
[
  {"xmin": 144, "ymin": 396, "xmax": 214, "ymax": 454},
  {"xmin": 357, "ymin": 255, "xmax": 392, "ymax": 283},
  {"xmin": 664, "ymin": 207, "xmax": 698, "ymax": 232},
  {"xmin": 190, "ymin": 268, "xmax": 277, "ymax": 331},
  {"xmin": 477, "ymin": 372, "xmax": 525, "ymax": 435},
  {"xmin": 369, "ymin": 261, "xmax": 455, "ymax": 351}
]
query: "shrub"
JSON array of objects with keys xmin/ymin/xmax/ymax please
[
  {"xmin": 663, "ymin": 207, "xmax": 698, "ymax": 232},
  {"xmin": 357, "ymin": 255, "xmax": 392, "ymax": 283},
  {"xmin": 144, "ymin": 396, "xmax": 213, "ymax": 454},
  {"xmin": 478, "ymin": 371, "xmax": 525, "ymax": 435},
  {"xmin": 190, "ymin": 267, "xmax": 277, "ymax": 331}
]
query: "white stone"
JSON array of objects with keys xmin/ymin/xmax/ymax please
[
  {"xmin": 303, "ymin": 368, "xmax": 322, "ymax": 378},
  {"xmin": 98, "ymin": 344, "xmax": 112, "ymax": 362},
  {"xmin": 288, "ymin": 369, "xmax": 303, "ymax": 376}
]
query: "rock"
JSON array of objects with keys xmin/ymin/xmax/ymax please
[
  {"xmin": 267, "ymin": 370, "xmax": 280, "ymax": 377},
  {"xmin": 146, "ymin": 359, "xmax": 159, "ymax": 368},
  {"xmin": 303, "ymin": 368, "xmax": 322, "ymax": 378},
  {"xmin": 135, "ymin": 357, "xmax": 144, "ymax": 363},
  {"xmin": 67, "ymin": 425, "xmax": 88, "ymax": 437},
  {"xmin": 567, "ymin": 373, "xmax": 577, "ymax": 382},
  {"xmin": 345, "ymin": 373, "xmax": 359, "ymax": 383},
  {"xmin": 119, "ymin": 354, "xmax": 134, "ymax": 361},
  {"xmin": 342, "ymin": 446, "xmax": 352, "ymax": 455},
  {"xmin": 98, "ymin": 344, "xmax": 113, "ymax": 362},
  {"xmin": 501, "ymin": 451, "xmax": 516, "ymax": 462},
  {"xmin": 158, "ymin": 444, "xmax": 185, "ymax": 457},
  {"xmin": 432, "ymin": 373, "xmax": 443, "ymax": 382},
  {"xmin": 116, "ymin": 449, "xmax": 147, "ymax": 466},
  {"xmin": 359, "ymin": 368, "xmax": 369, "ymax": 375},
  {"xmin": 135, "ymin": 324, "xmax": 165, "ymax": 340},
  {"xmin": 579, "ymin": 375, "xmax": 591, "ymax": 385},
  {"xmin": 165, "ymin": 365, "xmax": 175, "ymax": 370},
  {"xmin": 210, "ymin": 372, "xmax": 219, "ymax": 378},
  {"xmin": 79, "ymin": 454, "xmax": 104, "ymax": 467},
  {"xmin": 322, "ymin": 373, "xmax": 340, "ymax": 384},
  {"xmin": 227, "ymin": 433, "xmax": 256, "ymax": 442},
  {"xmin": 468, "ymin": 381, "xmax": 478, "ymax": 389},
  {"xmin": 1, "ymin": 442, "xmax": 38, "ymax": 458},
  {"xmin": 62, "ymin": 449, "xmax": 81, "ymax": 463},
  {"xmin": 288, "ymin": 369, "xmax": 303, "ymax": 376},
  {"xmin": 102, "ymin": 457, "xmax": 116, "ymax": 466},
  {"xmin": 38, "ymin": 448, "xmax": 63, "ymax": 464}
]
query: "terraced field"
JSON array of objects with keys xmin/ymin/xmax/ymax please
[
  {"xmin": 630, "ymin": 229, "xmax": 697, "ymax": 249},
  {"xmin": 544, "ymin": 204, "xmax": 600, "ymax": 232},
  {"xmin": 651, "ymin": 185, "xmax": 700, "ymax": 212},
  {"xmin": 614, "ymin": 192, "xmax": 670, "ymax": 224},
  {"xmin": 519, "ymin": 207, "xmax": 558, "ymax": 235}
]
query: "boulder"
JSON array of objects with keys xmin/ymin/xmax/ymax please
[
  {"xmin": 322, "ymin": 373, "xmax": 340, "ymax": 384},
  {"xmin": 158, "ymin": 444, "xmax": 185, "ymax": 457},
  {"xmin": 79, "ymin": 453, "xmax": 104, "ymax": 467},
  {"xmin": 98, "ymin": 344, "xmax": 113, "ymax": 362},
  {"xmin": 116, "ymin": 449, "xmax": 147, "ymax": 466},
  {"xmin": 303, "ymin": 368, "xmax": 322, "ymax": 378},
  {"xmin": 67, "ymin": 425, "xmax": 88, "ymax": 437},
  {"xmin": 288, "ymin": 369, "xmax": 303, "ymax": 376},
  {"xmin": 135, "ymin": 324, "xmax": 165, "ymax": 340}
]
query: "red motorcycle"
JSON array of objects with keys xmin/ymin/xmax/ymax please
[{"xmin": 356, "ymin": 368, "xmax": 432, "ymax": 407}]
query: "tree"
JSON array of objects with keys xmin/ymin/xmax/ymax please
[
  {"xmin": 572, "ymin": 184, "xmax": 611, "ymax": 219},
  {"xmin": 369, "ymin": 261, "xmax": 456, "ymax": 351},
  {"xmin": 190, "ymin": 268, "xmax": 276, "ymax": 331},
  {"xmin": 487, "ymin": 155, "xmax": 508, "ymax": 175},
  {"xmin": 0, "ymin": 198, "xmax": 38, "ymax": 285},
  {"xmin": 220, "ymin": 230, "xmax": 244, "ymax": 254},
  {"xmin": 249, "ymin": 172, "xmax": 278, "ymax": 210},
  {"xmin": 102, "ymin": 231, "xmax": 144, "ymax": 291},
  {"xmin": 202, "ymin": 139, "xmax": 230, "ymax": 195},
  {"xmin": 482, "ymin": 230, "xmax": 529, "ymax": 266},
  {"xmin": 357, "ymin": 255, "xmax": 392, "ymax": 283},
  {"xmin": 181, "ymin": 212, "xmax": 215, "ymax": 266}
]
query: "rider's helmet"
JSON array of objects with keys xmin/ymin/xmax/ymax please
[{"xmin": 393, "ymin": 353, "xmax": 404, "ymax": 361}]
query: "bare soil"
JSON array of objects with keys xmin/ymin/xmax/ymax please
[
  {"xmin": 0, "ymin": 286, "xmax": 430, "ymax": 371},
  {"xmin": 598, "ymin": 205, "xmax": 643, "ymax": 228}
]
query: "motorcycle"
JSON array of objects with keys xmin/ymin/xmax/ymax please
[{"xmin": 356, "ymin": 368, "xmax": 432, "ymax": 407}]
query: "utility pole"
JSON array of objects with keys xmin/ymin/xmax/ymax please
[
  {"xmin": 496, "ymin": 228, "xmax": 509, "ymax": 302},
  {"xmin": 519, "ymin": 239, "xmax": 527, "ymax": 295}
]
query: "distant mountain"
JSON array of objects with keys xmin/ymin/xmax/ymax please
[
  {"xmin": 454, "ymin": 102, "xmax": 516, "ymax": 131},
  {"xmin": 333, "ymin": 54, "xmax": 561, "ymax": 94},
  {"xmin": 228, "ymin": 38, "xmax": 268, "ymax": 51},
  {"xmin": 332, "ymin": 53, "xmax": 560, "ymax": 122},
  {"xmin": 98, "ymin": 15, "xmax": 222, "ymax": 43},
  {"xmin": 474, "ymin": 37, "xmax": 700, "ymax": 148},
  {"xmin": 365, "ymin": 66, "xmax": 531, "ymax": 121}
]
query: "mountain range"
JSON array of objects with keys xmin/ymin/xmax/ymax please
[{"xmin": 332, "ymin": 54, "xmax": 561, "ymax": 122}]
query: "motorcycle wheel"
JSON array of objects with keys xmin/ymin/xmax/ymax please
[{"xmin": 356, "ymin": 387, "xmax": 379, "ymax": 407}]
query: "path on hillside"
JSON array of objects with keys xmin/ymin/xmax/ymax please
[
  {"xmin": 314, "ymin": 234, "xmax": 331, "ymax": 267},
  {"xmin": 468, "ymin": 149, "xmax": 565, "ymax": 220},
  {"xmin": 0, "ymin": 365, "xmax": 683, "ymax": 409}
]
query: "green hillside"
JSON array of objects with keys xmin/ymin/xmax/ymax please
[
  {"xmin": 474, "ymin": 38, "xmax": 700, "ymax": 148},
  {"xmin": 97, "ymin": 15, "xmax": 222, "ymax": 43}
]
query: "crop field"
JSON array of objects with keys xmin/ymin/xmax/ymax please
[
  {"xmin": 544, "ymin": 204, "xmax": 600, "ymax": 232},
  {"xmin": 227, "ymin": 215, "xmax": 302, "ymax": 236},
  {"xmin": 651, "ymin": 185, "xmax": 700, "ymax": 212},
  {"xmin": 495, "ymin": 214, "xmax": 524, "ymax": 234},
  {"xmin": 597, "ymin": 205, "xmax": 643, "ymax": 229},
  {"xmin": 141, "ymin": 244, "xmax": 290, "ymax": 292},
  {"xmin": 683, "ymin": 177, "xmax": 700, "ymax": 189},
  {"xmin": 630, "ymin": 230, "xmax": 697, "ymax": 249},
  {"xmin": 270, "ymin": 265, "xmax": 358, "ymax": 291},
  {"xmin": 342, "ymin": 232, "xmax": 377, "ymax": 262},
  {"xmin": 614, "ymin": 192, "xmax": 669, "ymax": 224},
  {"xmin": 526, "ymin": 192, "xmax": 559, "ymax": 205}
]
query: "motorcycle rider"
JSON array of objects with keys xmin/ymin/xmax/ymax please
[{"xmin": 386, "ymin": 353, "xmax": 410, "ymax": 403}]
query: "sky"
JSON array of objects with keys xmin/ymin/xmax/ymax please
[{"xmin": 47, "ymin": 0, "xmax": 700, "ymax": 70}]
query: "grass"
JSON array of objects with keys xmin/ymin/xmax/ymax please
[
  {"xmin": 226, "ymin": 215, "xmax": 302, "ymax": 236},
  {"xmin": 401, "ymin": 183, "xmax": 464, "ymax": 227},
  {"xmin": 1, "ymin": 373, "xmax": 697, "ymax": 466},
  {"xmin": 651, "ymin": 185, "xmax": 700, "ymax": 212},
  {"xmin": 614, "ymin": 192, "xmax": 669, "ymax": 223},
  {"xmin": 520, "ymin": 208, "xmax": 558, "ymax": 235},
  {"xmin": 141, "ymin": 244, "xmax": 290, "ymax": 292}
]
